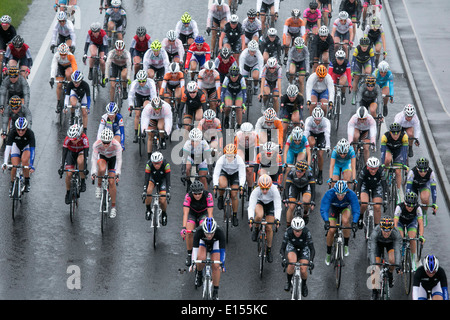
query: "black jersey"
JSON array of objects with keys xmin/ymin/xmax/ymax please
[
  {"xmin": 280, "ymin": 226, "xmax": 315, "ymax": 258},
  {"xmin": 65, "ymin": 80, "xmax": 91, "ymax": 98},
  {"xmin": 413, "ymin": 266, "xmax": 448, "ymax": 294}
]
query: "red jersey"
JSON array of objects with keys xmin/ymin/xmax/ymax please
[{"xmin": 63, "ymin": 133, "xmax": 89, "ymax": 153}]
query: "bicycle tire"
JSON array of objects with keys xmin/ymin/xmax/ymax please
[
  {"xmin": 12, "ymin": 178, "xmax": 19, "ymax": 221},
  {"xmin": 69, "ymin": 187, "xmax": 77, "ymax": 223},
  {"xmin": 381, "ymin": 272, "xmax": 390, "ymax": 300},
  {"xmin": 92, "ymin": 66, "xmax": 98, "ymax": 103},
  {"xmin": 335, "ymin": 243, "xmax": 342, "ymax": 289},
  {"xmin": 334, "ymin": 98, "xmax": 341, "ymax": 131},
  {"xmin": 225, "ymin": 201, "xmax": 230, "ymax": 243},
  {"xmin": 101, "ymin": 189, "xmax": 107, "ymax": 233},
  {"xmin": 115, "ymin": 87, "xmax": 123, "ymax": 113},
  {"xmin": 292, "ymin": 275, "xmax": 300, "ymax": 300},
  {"xmin": 403, "ymin": 248, "xmax": 412, "ymax": 296},
  {"xmin": 138, "ymin": 123, "xmax": 143, "ymax": 157},
  {"xmin": 203, "ymin": 274, "xmax": 212, "ymax": 300},
  {"xmin": 241, "ymin": 182, "xmax": 247, "ymax": 219},
  {"xmin": 390, "ymin": 176, "xmax": 398, "ymax": 214}
]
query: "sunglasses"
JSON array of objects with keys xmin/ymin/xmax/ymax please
[
  {"xmin": 193, "ymin": 192, "xmax": 203, "ymax": 195},
  {"xmin": 418, "ymin": 168, "xmax": 428, "ymax": 172},
  {"xmin": 405, "ymin": 202, "xmax": 416, "ymax": 208},
  {"xmin": 102, "ymin": 141, "xmax": 111, "ymax": 145},
  {"xmin": 9, "ymin": 75, "xmax": 18, "ymax": 78},
  {"xmin": 335, "ymin": 192, "xmax": 347, "ymax": 196},
  {"xmin": 17, "ymin": 128, "xmax": 26, "ymax": 132},
  {"xmin": 381, "ymin": 227, "xmax": 393, "ymax": 232},
  {"xmin": 391, "ymin": 131, "xmax": 400, "ymax": 135},
  {"xmin": 11, "ymin": 106, "xmax": 21, "ymax": 110},
  {"xmin": 366, "ymin": 84, "xmax": 375, "ymax": 87},
  {"xmin": 296, "ymin": 46, "xmax": 304, "ymax": 49},
  {"xmin": 260, "ymin": 187, "xmax": 270, "ymax": 191},
  {"xmin": 138, "ymin": 80, "xmax": 146, "ymax": 83}
]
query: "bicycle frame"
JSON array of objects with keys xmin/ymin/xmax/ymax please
[
  {"xmin": 285, "ymin": 261, "xmax": 312, "ymax": 300},
  {"xmin": 193, "ymin": 251, "xmax": 222, "ymax": 300},
  {"xmin": 6, "ymin": 164, "xmax": 28, "ymax": 221}
]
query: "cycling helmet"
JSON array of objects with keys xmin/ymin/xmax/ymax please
[
  {"xmin": 247, "ymin": 8, "xmax": 257, "ymax": 18},
  {"xmin": 378, "ymin": 60, "xmax": 390, "ymax": 73},
  {"xmin": 404, "ymin": 191, "xmax": 418, "ymax": 206},
  {"xmin": 8, "ymin": 66, "xmax": 19, "ymax": 77},
  {"xmin": 335, "ymin": 49, "xmax": 346, "ymax": 59},
  {"xmin": 263, "ymin": 141, "xmax": 277, "ymax": 154},
  {"xmin": 181, "ymin": 12, "xmax": 192, "ymax": 24},
  {"xmin": 168, "ymin": 62, "xmax": 180, "ymax": 73},
  {"xmin": 9, "ymin": 96, "xmax": 21, "ymax": 109},
  {"xmin": 365, "ymin": 75, "xmax": 376, "ymax": 86},
  {"xmin": 220, "ymin": 47, "xmax": 232, "ymax": 59},
  {"xmin": 150, "ymin": 40, "xmax": 162, "ymax": 51},
  {"xmin": 202, "ymin": 217, "xmax": 217, "ymax": 234},
  {"xmin": 336, "ymin": 138, "xmax": 350, "ymax": 154},
  {"xmin": 100, "ymin": 128, "xmax": 114, "ymax": 143},
  {"xmin": 115, "ymin": 39, "xmax": 125, "ymax": 50},
  {"xmin": 404, "ymin": 104, "xmax": 416, "ymax": 117},
  {"xmin": 136, "ymin": 69, "xmax": 147, "ymax": 81},
  {"xmin": 190, "ymin": 180, "xmax": 204, "ymax": 193},
  {"xmin": 166, "ymin": 29, "xmax": 177, "ymax": 41},
  {"xmin": 267, "ymin": 28, "xmax": 277, "ymax": 36},
  {"xmin": 309, "ymin": 1, "xmax": 318, "ymax": 9},
  {"xmin": 371, "ymin": 16, "xmax": 381, "ymax": 28},
  {"xmin": 136, "ymin": 26, "xmax": 147, "ymax": 37},
  {"xmin": 423, "ymin": 255, "xmax": 439, "ymax": 273},
  {"xmin": 338, "ymin": 11, "xmax": 349, "ymax": 20},
  {"xmin": 224, "ymin": 143, "xmax": 237, "ymax": 155},
  {"xmin": 286, "ymin": 84, "xmax": 299, "ymax": 98},
  {"xmin": 264, "ymin": 107, "xmax": 277, "ymax": 121},
  {"xmin": 316, "ymin": 64, "xmax": 327, "ymax": 78},
  {"xmin": 204, "ymin": 60, "xmax": 215, "ymax": 71},
  {"xmin": 334, "ymin": 180, "xmax": 349, "ymax": 194},
  {"xmin": 229, "ymin": 65, "xmax": 240, "ymax": 77},
  {"xmin": 15, "ymin": 117, "xmax": 28, "ymax": 130},
  {"xmin": 56, "ymin": 11, "xmax": 67, "ymax": 21},
  {"xmin": 1, "ymin": 15, "xmax": 12, "ymax": 25},
  {"xmin": 12, "ymin": 35, "xmax": 24, "ymax": 48},
  {"xmin": 291, "ymin": 9, "xmax": 301, "ymax": 18},
  {"xmin": 291, "ymin": 126, "xmax": 303, "ymax": 141},
  {"xmin": 296, "ymin": 160, "xmax": 308, "ymax": 172},
  {"xmin": 318, "ymin": 26, "xmax": 329, "ymax": 36},
  {"xmin": 248, "ymin": 40, "xmax": 259, "ymax": 51},
  {"xmin": 389, "ymin": 122, "xmax": 402, "ymax": 132},
  {"xmin": 106, "ymin": 102, "xmax": 119, "ymax": 115},
  {"xmin": 58, "ymin": 43, "xmax": 70, "ymax": 55},
  {"xmin": 189, "ymin": 128, "xmax": 203, "ymax": 141},
  {"xmin": 294, "ymin": 37, "xmax": 305, "ymax": 48},
  {"xmin": 366, "ymin": 156, "xmax": 380, "ymax": 169},
  {"xmin": 230, "ymin": 14, "xmax": 239, "ymax": 23},
  {"xmin": 186, "ymin": 81, "xmax": 198, "ymax": 93},
  {"xmin": 267, "ymin": 57, "xmax": 277, "ymax": 68},
  {"xmin": 150, "ymin": 151, "xmax": 164, "ymax": 163},
  {"xmin": 71, "ymin": 70, "xmax": 83, "ymax": 82},
  {"xmin": 312, "ymin": 106, "xmax": 324, "ymax": 120},
  {"xmin": 357, "ymin": 106, "xmax": 369, "ymax": 119},
  {"xmin": 151, "ymin": 96, "xmax": 162, "ymax": 109},
  {"xmin": 111, "ymin": 0, "xmax": 121, "ymax": 7},
  {"xmin": 379, "ymin": 216, "xmax": 394, "ymax": 231},
  {"xmin": 90, "ymin": 22, "xmax": 102, "ymax": 32},
  {"xmin": 360, "ymin": 37, "xmax": 370, "ymax": 46},
  {"xmin": 416, "ymin": 157, "xmax": 429, "ymax": 170},
  {"xmin": 214, "ymin": 0, "xmax": 224, "ymax": 5},
  {"xmin": 194, "ymin": 36, "xmax": 205, "ymax": 44},
  {"xmin": 67, "ymin": 124, "xmax": 82, "ymax": 140},
  {"xmin": 258, "ymin": 174, "xmax": 273, "ymax": 189},
  {"xmin": 291, "ymin": 216, "xmax": 305, "ymax": 231},
  {"xmin": 241, "ymin": 122, "xmax": 253, "ymax": 132},
  {"xmin": 203, "ymin": 109, "xmax": 216, "ymax": 121}
]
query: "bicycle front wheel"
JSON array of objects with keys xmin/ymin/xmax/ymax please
[
  {"xmin": 334, "ymin": 99, "xmax": 341, "ymax": 131},
  {"xmin": 153, "ymin": 207, "xmax": 158, "ymax": 249},
  {"xmin": 101, "ymin": 190, "xmax": 108, "ymax": 233},
  {"xmin": 258, "ymin": 236, "xmax": 265, "ymax": 279},
  {"xmin": 11, "ymin": 179, "xmax": 19, "ymax": 221},
  {"xmin": 69, "ymin": 189, "xmax": 78, "ymax": 223},
  {"xmin": 403, "ymin": 248, "xmax": 412, "ymax": 296},
  {"xmin": 292, "ymin": 276, "xmax": 301, "ymax": 300},
  {"xmin": 334, "ymin": 244, "xmax": 342, "ymax": 289}
]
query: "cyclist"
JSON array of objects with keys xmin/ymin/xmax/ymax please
[
  {"xmin": 181, "ymin": 180, "xmax": 214, "ymax": 267},
  {"xmin": 180, "ymin": 81, "xmax": 207, "ymax": 132},
  {"xmin": 280, "ymin": 216, "xmax": 315, "ymax": 297},
  {"xmin": 260, "ymin": 27, "xmax": 282, "ymax": 65},
  {"xmin": 284, "ymin": 160, "xmax": 316, "ymax": 226},
  {"xmin": 143, "ymin": 151, "xmax": 171, "ymax": 225},
  {"xmin": 53, "ymin": 0, "xmax": 77, "ymax": 16},
  {"xmin": 3, "ymin": 35, "xmax": 32, "ymax": 78},
  {"xmin": 328, "ymin": 138, "xmax": 357, "ymax": 187},
  {"xmin": 310, "ymin": 26, "xmax": 334, "ymax": 71},
  {"xmin": 82, "ymin": 22, "xmax": 108, "ymax": 82},
  {"xmin": 213, "ymin": 143, "xmax": 245, "ymax": 226},
  {"xmin": 394, "ymin": 191, "xmax": 425, "ymax": 271},
  {"xmin": 99, "ymin": 0, "xmax": 112, "ymax": 12},
  {"xmin": 143, "ymin": 40, "xmax": 170, "ymax": 90},
  {"xmin": 0, "ymin": 15, "xmax": 17, "ymax": 64},
  {"xmin": 2, "ymin": 117, "xmax": 35, "ymax": 194},
  {"xmin": 347, "ymin": 106, "xmax": 377, "ymax": 164},
  {"xmin": 331, "ymin": 11, "xmax": 354, "ymax": 58},
  {"xmin": 91, "ymin": 128, "xmax": 122, "ymax": 218},
  {"xmin": 320, "ymin": 180, "xmax": 360, "ymax": 263},
  {"xmin": 361, "ymin": 0, "xmax": 382, "ymax": 31},
  {"xmin": 234, "ymin": 122, "xmax": 260, "ymax": 195},
  {"xmin": 363, "ymin": 16, "xmax": 386, "ymax": 67},
  {"xmin": 97, "ymin": 102, "xmax": 125, "ymax": 150},
  {"xmin": 357, "ymin": 75, "xmax": 382, "ymax": 118},
  {"xmin": 103, "ymin": 0, "xmax": 126, "ymax": 42},
  {"xmin": 282, "ymin": 9, "xmax": 306, "ymax": 64},
  {"xmin": 303, "ymin": 106, "xmax": 331, "ymax": 185},
  {"xmin": 59, "ymin": 124, "xmax": 89, "ymax": 204},
  {"xmin": 413, "ymin": 255, "xmax": 449, "ymax": 300},
  {"xmin": 128, "ymin": 69, "xmax": 158, "ymax": 144},
  {"xmin": 175, "ymin": 12, "xmax": 199, "ymax": 50},
  {"xmin": 50, "ymin": 11, "xmax": 76, "ymax": 53},
  {"xmin": 1, "ymin": 96, "xmax": 32, "ymax": 138},
  {"xmin": 159, "ymin": 62, "xmax": 185, "ymax": 127},
  {"xmin": 286, "ymin": 37, "xmax": 309, "ymax": 97},
  {"xmin": 283, "ymin": 127, "xmax": 311, "ymax": 178},
  {"xmin": 367, "ymin": 216, "xmax": 402, "ymax": 300},
  {"xmin": 49, "ymin": 43, "xmax": 78, "ymax": 113},
  {"xmin": 350, "ymin": 36, "xmax": 375, "ymax": 105},
  {"xmin": 206, "ymin": 0, "xmax": 231, "ymax": 58},
  {"xmin": 181, "ymin": 128, "xmax": 213, "ymax": 191},
  {"xmin": 242, "ymin": 9, "xmax": 262, "ymax": 47},
  {"xmin": 214, "ymin": 47, "xmax": 237, "ymax": 83},
  {"xmin": 255, "ymin": 107, "xmax": 284, "ymax": 147},
  {"xmin": 190, "ymin": 217, "xmax": 226, "ymax": 300},
  {"xmin": 317, "ymin": 0, "xmax": 332, "ymax": 25},
  {"xmin": 380, "ymin": 122, "xmax": 409, "ymax": 197},
  {"xmin": 394, "ymin": 104, "xmax": 421, "ymax": 158},
  {"xmin": 356, "ymin": 156, "xmax": 387, "ymax": 228},
  {"xmin": 280, "ymin": 84, "xmax": 304, "ymax": 140},
  {"xmin": 305, "ymin": 64, "xmax": 334, "ymax": 116},
  {"xmin": 239, "ymin": 40, "xmax": 264, "ymax": 93},
  {"xmin": 219, "ymin": 14, "xmax": 245, "ymax": 62},
  {"xmin": 220, "ymin": 64, "xmax": 246, "ymax": 129},
  {"xmin": 197, "ymin": 109, "xmax": 223, "ymax": 157},
  {"xmin": 140, "ymin": 96, "xmax": 173, "ymax": 157},
  {"xmin": 259, "ymin": 57, "xmax": 282, "ymax": 113},
  {"xmin": 184, "ymin": 35, "xmax": 211, "ymax": 75},
  {"xmin": 248, "ymin": 174, "xmax": 281, "ymax": 263},
  {"xmin": 162, "ymin": 30, "xmax": 185, "ymax": 65},
  {"xmin": 339, "ymin": 0, "xmax": 363, "ymax": 39},
  {"xmin": 63, "ymin": 70, "xmax": 91, "ymax": 132},
  {"xmin": 303, "ymin": 1, "xmax": 322, "ymax": 48},
  {"xmin": 0, "ymin": 66, "xmax": 30, "ymax": 114},
  {"xmin": 104, "ymin": 39, "xmax": 132, "ymax": 101},
  {"xmin": 328, "ymin": 49, "xmax": 352, "ymax": 105},
  {"xmin": 197, "ymin": 60, "xmax": 221, "ymax": 113},
  {"xmin": 373, "ymin": 60, "xmax": 394, "ymax": 117},
  {"xmin": 254, "ymin": 141, "xmax": 283, "ymax": 189},
  {"xmin": 405, "ymin": 157, "xmax": 438, "ymax": 227},
  {"xmin": 129, "ymin": 26, "xmax": 152, "ymax": 77},
  {"xmin": 256, "ymin": 0, "xmax": 280, "ymax": 36}
]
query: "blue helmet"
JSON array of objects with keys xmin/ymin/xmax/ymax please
[
  {"xmin": 334, "ymin": 180, "xmax": 348, "ymax": 194},
  {"xmin": 106, "ymin": 102, "xmax": 119, "ymax": 115},
  {"xmin": 423, "ymin": 255, "xmax": 439, "ymax": 273},
  {"xmin": 194, "ymin": 35, "xmax": 204, "ymax": 44},
  {"xmin": 202, "ymin": 217, "xmax": 217, "ymax": 234},
  {"xmin": 71, "ymin": 70, "xmax": 83, "ymax": 82},
  {"xmin": 15, "ymin": 117, "xmax": 28, "ymax": 130}
]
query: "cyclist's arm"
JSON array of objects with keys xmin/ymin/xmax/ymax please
[
  {"xmin": 164, "ymin": 162, "xmax": 171, "ymax": 191},
  {"xmin": 320, "ymin": 190, "xmax": 332, "ymax": 222},
  {"xmin": 349, "ymin": 190, "xmax": 360, "ymax": 223}
]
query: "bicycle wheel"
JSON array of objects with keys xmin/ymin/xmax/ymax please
[
  {"xmin": 225, "ymin": 202, "xmax": 230, "ymax": 243},
  {"xmin": 334, "ymin": 98, "xmax": 341, "ymax": 131},
  {"xmin": 115, "ymin": 88, "xmax": 123, "ymax": 113},
  {"xmin": 259, "ymin": 236, "xmax": 265, "ymax": 279},
  {"xmin": 241, "ymin": 182, "xmax": 247, "ymax": 219},
  {"xmin": 403, "ymin": 248, "xmax": 412, "ymax": 296},
  {"xmin": 153, "ymin": 206, "xmax": 158, "ymax": 249},
  {"xmin": 101, "ymin": 189, "xmax": 108, "ymax": 233},
  {"xmin": 291, "ymin": 275, "xmax": 300, "ymax": 300},
  {"xmin": 334, "ymin": 243, "xmax": 342, "ymax": 289},
  {"xmin": 381, "ymin": 273, "xmax": 390, "ymax": 300},
  {"xmin": 92, "ymin": 67, "xmax": 98, "ymax": 103},
  {"xmin": 138, "ymin": 124, "xmax": 143, "ymax": 157},
  {"xmin": 69, "ymin": 188, "xmax": 78, "ymax": 223},
  {"xmin": 11, "ymin": 178, "xmax": 19, "ymax": 221},
  {"xmin": 390, "ymin": 178, "xmax": 398, "ymax": 214},
  {"xmin": 311, "ymin": 154, "xmax": 318, "ymax": 182},
  {"xmin": 58, "ymin": 99, "xmax": 64, "ymax": 125},
  {"xmin": 203, "ymin": 275, "xmax": 212, "ymax": 300}
]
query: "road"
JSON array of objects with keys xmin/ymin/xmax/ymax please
[{"xmin": 0, "ymin": 0, "xmax": 449, "ymax": 302}]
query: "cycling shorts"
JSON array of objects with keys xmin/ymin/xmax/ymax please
[
  {"xmin": 332, "ymin": 160, "xmax": 352, "ymax": 176},
  {"xmin": 311, "ymin": 88, "xmax": 329, "ymax": 100}
]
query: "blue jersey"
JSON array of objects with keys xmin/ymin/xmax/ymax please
[
  {"xmin": 320, "ymin": 188, "xmax": 360, "ymax": 223},
  {"xmin": 97, "ymin": 113, "xmax": 125, "ymax": 148},
  {"xmin": 331, "ymin": 145, "xmax": 356, "ymax": 165},
  {"xmin": 373, "ymin": 69, "xmax": 394, "ymax": 97},
  {"xmin": 286, "ymin": 135, "xmax": 309, "ymax": 153}
]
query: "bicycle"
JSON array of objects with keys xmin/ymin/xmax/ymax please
[
  {"xmin": 245, "ymin": 77, "xmax": 258, "ymax": 108},
  {"xmin": 251, "ymin": 218, "xmax": 278, "ymax": 279},
  {"xmin": 143, "ymin": 182, "xmax": 167, "ymax": 249},
  {"xmin": 351, "ymin": 140, "xmax": 374, "ymax": 174},
  {"xmin": 216, "ymin": 186, "xmax": 241, "ymax": 244},
  {"xmin": 182, "ymin": 163, "xmax": 212, "ymax": 193},
  {"xmin": 360, "ymin": 201, "xmax": 384, "ymax": 242},
  {"xmin": 4, "ymin": 164, "xmax": 28, "ymax": 221},
  {"xmin": 261, "ymin": 12, "xmax": 277, "ymax": 37},
  {"xmin": 92, "ymin": 174, "xmax": 117, "ymax": 234},
  {"xmin": 60, "ymin": 168, "xmax": 88, "ymax": 223},
  {"xmin": 54, "ymin": 80, "xmax": 70, "ymax": 125},
  {"xmin": 87, "ymin": 55, "xmax": 103, "ymax": 103},
  {"xmin": 384, "ymin": 164, "xmax": 409, "ymax": 214},
  {"xmin": 193, "ymin": 251, "xmax": 223, "ymax": 300},
  {"xmin": 146, "ymin": 129, "xmax": 167, "ymax": 154},
  {"xmin": 372, "ymin": 260, "xmax": 399, "ymax": 300},
  {"xmin": 229, "ymin": 0, "xmax": 239, "ymax": 14},
  {"xmin": 284, "ymin": 261, "xmax": 312, "ymax": 300},
  {"xmin": 260, "ymin": 92, "xmax": 280, "ymax": 114},
  {"xmin": 111, "ymin": 78, "xmax": 128, "ymax": 113},
  {"xmin": 221, "ymin": 104, "xmax": 243, "ymax": 130},
  {"xmin": 107, "ymin": 26, "xmax": 122, "ymax": 51},
  {"xmin": 209, "ymin": 27, "xmax": 223, "ymax": 59},
  {"xmin": 400, "ymin": 232, "xmax": 420, "ymax": 296},
  {"xmin": 65, "ymin": 101, "xmax": 83, "ymax": 128},
  {"xmin": 162, "ymin": 94, "xmax": 181, "ymax": 135},
  {"xmin": 310, "ymin": 146, "xmax": 329, "ymax": 184},
  {"xmin": 330, "ymin": 84, "xmax": 349, "ymax": 131},
  {"xmin": 129, "ymin": 106, "xmax": 145, "ymax": 156}
]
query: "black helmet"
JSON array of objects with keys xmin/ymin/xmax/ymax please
[
  {"xmin": 309, "ymin": 1, "xmax": 318, "ymax": 9},
  {"xmin": 229, "ymin": 65, "xmax": 240, "ymax": 77},
  {"xmin": 136, "ymin": 26, "xmax": 147, "ymax": 37},
  {"xmin": 389, "ymin": 122, "xmax": 402, "ymax": 132},
  {"xmin": 12, "ymin": 35, "xmax": 24, "ymax": 48},
  {"xmin": 190, "ymin": 180, "xmax": 204, "ymax": 193},
  {"xmin": 220, "ymin": 47, "xmax": 231, "ymax": 59},
  {"xmin": 360, "ymin": 37, "xmax": 370, "ymax": 46},
  {"xmin": 247, "ymin": 8, "xmax": 257, "ymax": 18},
  {"xmin": 404, "ymin": 192, "xmax": 418, "ymax": 206},
  {"xmin": 416, "ymin": 157, "xmax": 429, "ymax": 170}
]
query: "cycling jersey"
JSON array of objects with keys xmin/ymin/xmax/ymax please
[
  {"xmin": 1, "ymin": 105, "xmax": 32, "ymax": 133},
  {"xmin": 182, "ymin": 139, "xmax": 211, "ymax": 165},
  {"xmin": 206, "ymin": 3, "xmax": 231, "ymax": 28},
  {"xmin": 181, "ymin": 91, "xmax": 207, "ymax": 115},
  {"xmin": 0, "ymin": 24, "xmax": 16, "ymax": 51},
  {"xmin": 3, "ymin": 128, "xmax": 36, "ymax": 169},
  {"xmin": 330, "ymin": 145, "xmax": 356, "ymax": 173},
  {"xmin": 239, "ymin": 48, "xmax": 264, "ymax": 76},
  {"xmin": 97, "ymin": 113, "xmax": 125, "ymax": 147},
  {"xmin": 339, "ymin": 0, "xmax": 362, "ymax": 20},
  {"xmin": 213, "ymin": 154, "xmax": 246, "ymax": 187},
  {"xmin": 285, "ymin": 169, "xmax": 316, "ymax": 200},
  {"xmin": 140, "ymin": 100, "xmax": 173, "ymax": 135},
  {"xmin": 305, "ymin": 73, "xmax": 335, "ymax": 104},
  {"xmin": 311, "ymin": 34, "xmax": 334, "ymax": 60},
  {"xmin": 405, "ymin": 167, "xmax": 437, "ymax": 204},
  {"xmin": 363, "ymin": 24, "xmax": 385, "ymax": 45},
  {"xmin": 394, "ymin": 203, "xmax": 423, "ymax": 226},
  {"xmin": 280, "ymin": 94, "xmax": 303, "ymax": 116},
  {"xmin": 358, "ymin": 83, "xmax": 382, "ymax": 108},
  {"xmin": 257, "ymin": 0, "xmax": 280, "ymax": 13},
  {"xmin": 90, "ymin": 138, "xmax": 122, "ymax": 175},
  {"xmin": 261, "ymin": 64, "xmax": 282, "ymax": 84},
  {"xmin": 332, "ymin": 18, "xmax": 353, "ymax": 35},
  {"xmin": 352, "ymin": 45, "xmax": 375, "ymax": 64},
  {"xmin": 103, "ymin": 7, "xmax": 127, "ymax": 30},
  {"xmin": 128, "ymin": 78, "xmax": 157, "ymax": 107},
  {"xmin": 192, "ymin": 226, "xmax": 226, "ymax": 266},
  {"xmin": 373, "ymin": 68, "xmax": 394, "ymax": 96},
  {"xmin": 198, "ymin": 118, "xmax": 222, "ymax": 133},
  {"xmin": 222, "ymin": 22, "xmax": 244, "ymax": 44},
  {"xmin": 104, "ymin": 49, "xmax": 132, "ymax": 79},
  {"xmin": 0, "ymin": 75, "xmax": 30, "ymax": 110},
  {"xmin": 255, "ymin": 152, "xmax": 282, "ymax": 177},
  {"xmin": 287, "ymin": 47, "xmax": 310, "ymax": 73},
  {"xmin": 367, "ymin": 224, "xmax": 402, "ymax": 266},
  {"xmin": 51, "ymin": 19, "xmax": 76, "ymax": 46},
  {"xmin": 144, "ymin": 159, "xmax": 171, "ymax": 187},
  {"xmin": 84, "ymin": 29, "xmax": 108, "ymax": 55},
  {"xmin": 283, "ymin": 17, "xmax": 305, "ymax": 43},
  {"xmin": 303, "ymin": 116, "xmax": 331, "ymax": 148},
  {"xmin": 4, "ymin": 43, "xmax": 33, "ymax": 68},
  {"xmin": 286, "ymin": 134, "xmax": 309, "ymax": 154},
  {"xmin": 64, "ymin": 80, "xmax": 91, "ymax": 109},
  {"xmin": 143, "ymin": 49, "xmax": 170, "ymax": 73},
  {"xmin": 356, "ymin": 166, "xmax": 386, "ymax": 196},
  {"xmin": 161, "ymin": 37, "xmax": 185, "ymax": 58},
  {"xmin": 175, "ymin": 20, "xmax": 199, "ymax": 38},
  {"xmin": 130, "ymin": 34, "xmax": 151, "ymax": 57},
  {"xmin": 260, "ymin": 35, "xmax": 282, "ymax": 58},
  {"xmin": 50, "ymin": 51, "xmax": 78, "ymax": 79},
  {"xmin": 320, "ymin": 188, "xmax": 360, "ymax": 222},
  {"xmin": 159, "ymin": 71, "xmax": 185, "ymax": 96},
  {"xmin": 221, "ymin": 74, "xmax": 246, "ymax": 101},
  {"xmin": 214, "ymin": 55, "xmax": 237, "ymax": 76},
  {"xmin": 413, "ymin": 266, "xmax": 449, "ymax": 300},
  {"xmin": 242, "ymin": 17, "xmax": 262, "ymax": 41},
  {"xmin": 380, "ymin": 130, "xmax": 408, "ymax": 165},
  {"xmin": 61, "ymin": 133, "xmax": 89, "ymax": 168},
  {"xmin": 393, "ymin": 111, "xmax": 421, "ymax": 140},
  {"xmin": 184, "ymin": 42, "xmax": 211, "ymax": 70},
  {"xmin": 183, "ymin": 190, "xmax": 214, "ymax": 216},
  {"xmin": 248, "ymin": 184, "xmax": 282, "ymax": 221},
  {"xmin": 347, "ymin": 113, "xmax": 377, "ymax": 144},
  {"xmin": 280, "ymin": 226, "xmax": 315, "ymax": 260},
  {"xmin": 303, "ymin": 8, "xmax": 322, "ymax": 23},
  {"xmin": 255, "ymin": 116, "xmax": 284, "ymax": 146},
  {"xmin": 198, "ymin": 69, "xmax": 221, "ymax": 91},
  {"xmin": 234, "ymin": 131, "xmax": 259, "ymax": 149}
]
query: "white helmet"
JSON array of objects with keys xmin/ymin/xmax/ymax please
[
  {"xmin": 136, "ymin": 69, "xmax": 147, "ymax": 81},
  {"xmin": 267, "ymin": 57, "xmax": 277, "ymax": 68},
  {"xmin": 263, "ymin": 141, "xmax": 277, "ymax": 153},
  {"xmin": 151, "ymin": 96, "xmax": 162, "ymax": 109},
  {"xmin": 318, "ymin": 26, "xmax": 329, "ymax": 36},
  {"xmin": 115, "ymin": 39, "xmax": 125, "ymax": 50},
  {"xmin": 100, "ymin": 128, "xmax": 114, "ymax": 143},
  {"xmin": 335, "ymin": 49, "xmax": 346, "ymax": 59},
  {"xmin": 366, "ymin": 156, "xmax": 380, "ymax": 168},
  {"xmin": 214, "ymin": 0, "xmax": 224, "ymax": 5},
  {"xmin": 291, "ymin": 126, "xmax": 303, "ymax": 140},
  {"xmin": 336, "ymin": 138, "xmax": 350, "ymax": 154},
  {"xmin": 106, "ymin": 102, "xmax": 119, "ymax": 115},
  {"xmin": 230, "ymin": 14, "xmax": 239, "ymax": 23},
  {"xmin": 58, "ymin": 43, "xmax": 70, "ymax": 55},
  {"xmin": 111, "ymin": 0, "xmax": 121, "ymax": 6},
  {"xmin": 67, "ymin": 124, "xmax": 82, "ymax": 139},
  {"xmin": 203, "ymin": 109, "xmax": 216, "ymax": 120},
  {"xmin": 286, "ymin": 84, "xmax": 299, "ymax": 97},
  {"xmin": 204, "ymin": 60, "xmax": 215, "ymax": 71},
  {"xmin": 168, "ymin": 62, "xmax": 180, "ymax": 73},
  {"xmin": 56, "ymin": 11, "xmax": 67, "ymax": 21},
  {"xmin": 404, "ymin": 104, "xmax": 416, "ymax": 117},
  {"xmin": 240, "ymin": 122, "xmax": 253, "ymax": 132},
  {"xmin": 291, "ymin": 216, "xmax": 305, "ymax": 231},
  {"xmin": 263, "ymin": 107, "xmax": 277, "ymax": 121},
  {"xmin": 186, "ymin": 81, "xmax": 198, "ymax": 92},
  {"xmin": 338, "ymin": 11, "xmax": 349, "ymax": 20},
  {"xmin": 166, "ymin": 30, "xmax": 177, "ymax": 41},
  {"xmin": 356, "ymin": 106, "xmax": 369, "ymax": 119},
  {"xmin": 378, "ymin": 60, "xmax": 390, "ymax": 73},
  {"xmin": 248, "ymin": 40, "xmax": 259, "ymax": 51},
  {"xmin": 293, "ymin": 37, "xmax": 305, "ymax": 48},
  {"xmin": 151, "ymin": 151, "xmax": 164, "ymax": 163},
  {"xmin": 267, "ymin": 28, "xmax": 277, "ymax": 36},
  {"xmin": 312, "ymin": 106, "xmax": 324, "ymax": 119},
  {"xmin": 189, "ymin": 128, "xmax": 203, "ymax": 141}
]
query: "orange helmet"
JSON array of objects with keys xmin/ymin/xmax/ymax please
[
  {"xmin": 258, "ymin": 174, "xmax": 273, "ymax": 189},
  {"xmin": 316, "ymin": 64, "xmax": 327, "ymax": 78},
  {"xmin": 223, "ymin": 143, "xmax": 237, "ymax": 155}
]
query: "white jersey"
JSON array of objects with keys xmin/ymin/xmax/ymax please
[
  {"xmin": 239, "ymin": 48, "xmax": 264, "ymax": 75},
  {"xmin": 256, "ymin": 0, "xmax": 280, "ymax": 13},
  {"xmin": 206, "ymin": 4, "xmax": 231, "ymax": 27},
  {"xmin": 105, "ymin": 49, "xmax": 132, "ymax": 80},
  {"xmin": 213, "ymin": 154, "xmax": 246, "ymax": 187},
  {"xmin": 143, "ymin": 48, "xmax": 170, "ymax": 72},
  {"xmin": 161, "ymin": 38, "xmax": 185, "ymax": 58},
  {"xmin": 248, "ymin": 185, "xmax": 282, "ymax": 221},
  {"xmin": 128, "ymin": 78, "xmax": 157, "ymax": 106},
  {"xmin": 140, "ymin": 101, "xmax": 173, "ymax": 135},
  {"xmin": 347, "ymin": 114, "xmax": 377, "ymax": 144},
  {"xmin": 175, "ymin": 20, "xmax": 199, "ymax": 37},
  {"xmin": 332, "ymin": 18, "xmax": 353, "ymax": 34},
  {"xmin": 305, "ymin": 73, "xmax": 335, "ymax": 104},
  {"xmin": 51, "ymin": 19, "xmax": 76, "ymax": 46},
  {"xmin": 394, "ymin": 111, "xmax": 421, "ymax": 140},
  {"xmin": 303, "ymin": 116, "xmax": 331, "ymax": 148},
  {"xmin": 90, "ymin": 139, "xmax": 123, "ymax": 175}
]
